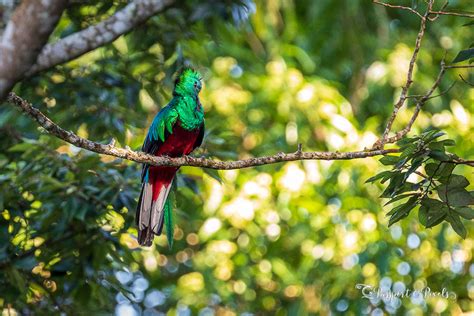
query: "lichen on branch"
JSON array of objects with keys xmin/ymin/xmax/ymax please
[{"xmin": 6, "ymin": 92, "xmax": 397, "ymax": 170}]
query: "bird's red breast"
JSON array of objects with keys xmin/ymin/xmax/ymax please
[{"xmin": 148, "ymin": 123, "xmax": 202, "ymax": 200}]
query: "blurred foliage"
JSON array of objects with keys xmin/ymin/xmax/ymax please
[{"xmin": 0, "ymin": 0, "xmax": 473, "ymax": 315}]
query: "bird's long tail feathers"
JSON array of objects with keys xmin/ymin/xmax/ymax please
[{"xmin": 136, "ymin": 170, "xmax": 175, "ymax": 246}]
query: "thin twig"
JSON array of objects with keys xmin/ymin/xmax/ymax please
[
  {"xmin": 429, "ymin": 10, "xmax": 474, "ymax": 19},
  {"xmin": 451, "ymin": 158, "xmax": 474, "ymax": 167},
  {"xmin": 427, "ymin": 1, "xmax": 450, "ymax": 21},
  {"xmin": 6, "ymin": 92, "xmax": 398, "ymax": 170},
  {"xmin": 422, "ymin": 162, "xmax": 442, "ymax": 199},
  {"xmin": 406, "ymin": 81, "xmax": 456, "ymax": 100},
  {"xmin": 373, "ymin": 0, "xmax": 424, "ymax": 19},
  {"xmin": 374, "ymin": 0, "xmax": 434, "ymax": 149},
  {"xmin": 383, "ymin": 59, "xmax": 447, "ymax": 144},
  {"xmin": 414, "ymin": 171, "xmax": 428, "ymax": 179},
  {"xmin": 459, "ymin": 74, "xmax": 474, "ymax": 87},
  {"xmin": 445, "ymin": 65, "xmax": 474, "ymax": 69}
]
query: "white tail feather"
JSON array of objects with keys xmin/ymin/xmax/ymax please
[
  {"xmin": 138, "ymin": 182, "xmax": 153, "ymax": 230},
  {"xmin": 151, "ymin": 183, "xmax": 172, "ymax": 234}
]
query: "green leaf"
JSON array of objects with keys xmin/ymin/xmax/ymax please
[
  {"xmin": 426, "ymin": 207, "xmax": 448, "ymax": 228},
  {"xmin": 13, "ymin": 256, "xmax": 37, "ymax": 271},
  {"xmin": 420, "ymin": 197, "xmax": 444, "ymax": 208},
  {"xmin": 418, "ymin": 205, "xmax": 428, "ymax": 226},
  {"xmin": 75, "ymin": 283, "xmax": 92, "ymax": 304},
  {"xmin": 396, "ymin": 137, "xmax": 417, "ymax": 147},
  {"xmin": 437, "ymin": 185, "xmax": 474, "ymax": 207},
  {"xmin": 403, "ymin": 157, "xmax": 423, "ymax": 181},
  {"xmin": 395, "ymin": 157, "xmax": 409, "ymax": 169},
  {"xmin": 442, "ymin": 175, "xmax": 469, "ymax": 189},
  {"xmin": 453, "ymin": 206, "xmax": 474, "ymax": 220},
  {"xmin": 384, "ymin": 193, "xmax": 418, "ymax": 206},
  {"xmin": 446, "ymin": 212, "xmax": 467, "ymax": 238},
  {"xmin": 1, "ymin": 282, "xmax": 20, "ymax": 303},
  {"xmin": 380, "ymin": 173, "xmax": 404, "ymax": 198},
  {"xmin": 425, "ymin": 163, "xmax": 440, "ymax": 177},
  {"xmin": 440, "ymin": 139, "xmax": 455, "ymax": 147},
  {"xmin": 395, "ymin": 182, "xmax": 419, "ymax": 195},
  {"xmin": 388, "ymin": 196, "xmax": 417, "ymax": 226},
  {"xmin": 428, "ymin": 141, "xmax": 445, "ymax": 151},
  {"xmin": 429, "ymin": 150, "xmax": 450, "ymax": 161},
  {"xmin": 437, "ymin": 163, "xmax": 455, "ymax": 178},
  {"xmin": 382, "ymin": 178, "xmax": 418, "ymax": 198},
  {"xmin": 5, "ymin": 267, "xmax": 27, "ymax": 293},
  {"xmin": 386, "ymin": 203, "xmax": 404, "ymax": 216},
  {"xmin": 40, "ymin": 175, "xmax": 65, "ymax": 189},
  {"xmin": 422, "ymin": 130, "xmax": 445, "ymax": 142},
  {"xmin": 74, "ymin": 206, "xmax": 89, "ymax": 221},
  {"xmin": 388, "ymin": 205, "xmax": 414, "ymax": 226},
  {"xmin": 452, "ymin": 48, "xmax": 474, "ymax": 63},
  {"xmin": 400, "ymin": 144, "xmax": 417, "ymax": 159},
  {"xmin": 420, "ymin": 198, "xmax": 448, "ymax": 227},
  {"xmin": 8, "ymin": 143, "xmax": 32, "ymax": 153},
  {"xmin": 203, "ymin": 168, "xmax": 223, "ymax": 183},
  {"xmin": 379, "ymin": 155, "xmax": 400, "ymax": 165},
  {"xmin": 365, "ymin": 171, "xmax": 392, "ymax": 183}
]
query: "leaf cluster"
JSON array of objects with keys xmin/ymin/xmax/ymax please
[{"xmin": 367, "ymin": 130, "xmax": 473, "ymax": 237}]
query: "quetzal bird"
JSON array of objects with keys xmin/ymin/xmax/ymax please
[{"xmin": 136, "ymin": 68, "xmax": 204, "ymax": 246}]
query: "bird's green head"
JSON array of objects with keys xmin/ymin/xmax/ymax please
[{"xmin": 173, "ymin": 68, "xmax": 203, "ymax": 96}]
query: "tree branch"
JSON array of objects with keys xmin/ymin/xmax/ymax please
[
  {"xmin": 373, "ymin": 0, "xmax": 434, "ymax": 149},
  {"xmin": 452, "ymin": 158, "xmax": 474, "ymax": 167},
  {"xmin": 380, "ymin": 60, "xmax": 473, "ymax": 144},
  {"xmin": 445, "ymin": 65, "xmax": 474, "ymax": 69},
  {"xmin": 429, "ymin": 10, "xmax": 474, "ymax": 19},
  {"xmin": 4, "ymin": 1, "xmax": 473, "ymax": 172},
  {"xmin": 372, "ymin": 1, "xmax": 424, "ymax": 19},
  {"xmin": 371, "ymin": 1, "xmax": 474, "ymax": 150},
  {"xmin": 25, "ymin": 0, "xmax": 175, "ymax": 77},
  {"xmin": 459, "ymin": 74, "xmax": 474, "ymax": 87},
  {"xmin": 0, "ymin": 0, "xmax": 67, "ymax": 100},
  {"xmin": 374, "ymin": 0, "xmax": 474, "ymax": 19},
  {"xmin": 383, "ymin": 59, "xmax": 447, "ymax": 144},
  {"xmin": 6, "ymin": 92, "xmax": 397, "ymax": 170}
]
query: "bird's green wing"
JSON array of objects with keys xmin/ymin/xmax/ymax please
[
  {"xmin": 141, "ymin": 101, "xmax": 179, "ymax": 182},
  {"xmin": 142, "ymin": 102, "xmax": 178, "ymax": 154}
]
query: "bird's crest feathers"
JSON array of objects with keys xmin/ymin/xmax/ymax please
[{"xmin": 173, "ymin": 68, "xmax": 203, "ymax": 96}]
